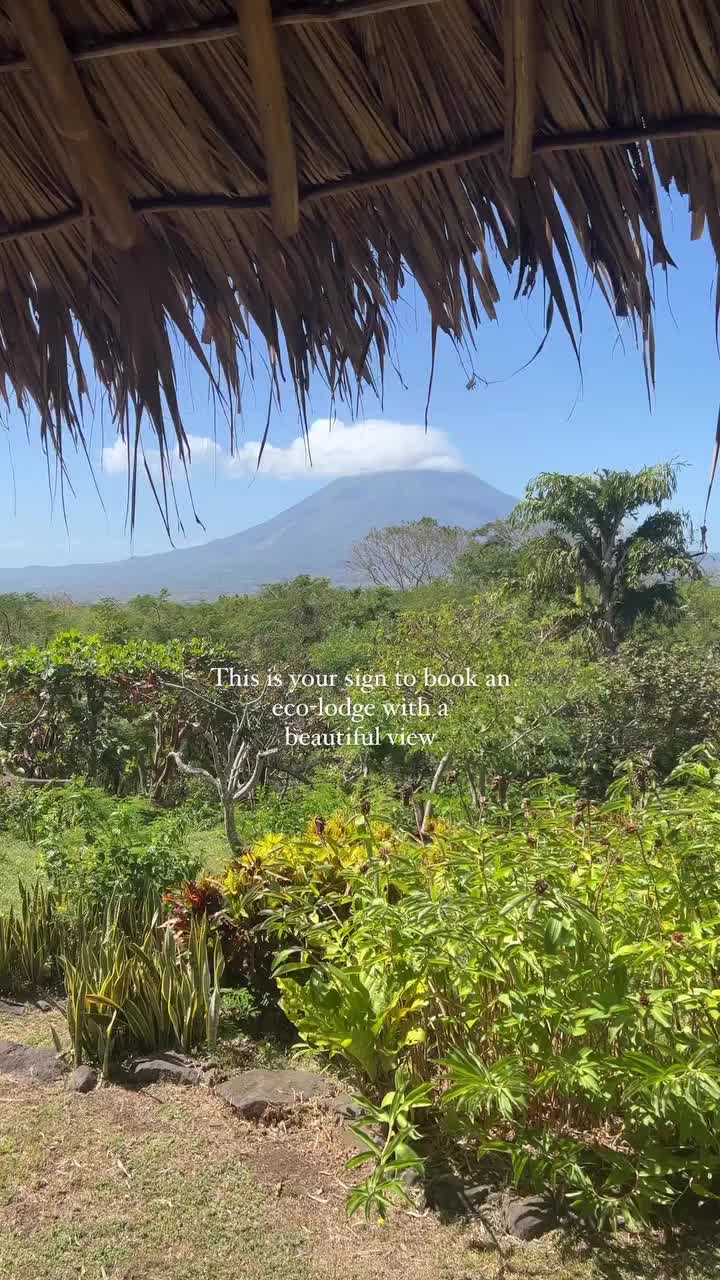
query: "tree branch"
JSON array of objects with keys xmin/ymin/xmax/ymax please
[
  {"xmin": 232, "ymin": 747, "xmax": 279, "ymax": 802},
  {"xmin": 169, "ymin": 751, "xmax": 221, "ymax": 798}
]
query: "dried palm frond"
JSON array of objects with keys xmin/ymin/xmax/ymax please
[{"xmin": 0, "ymin": 0, "xmax": 716, "ymax": 522}]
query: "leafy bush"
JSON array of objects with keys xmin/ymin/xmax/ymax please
[
  {"xmin": 0, "ymin": 778, "xmax": 114, "ymax": 843},
  {"xmin": 225, "ymin": 769, "xmax": 403, "ymax": 848},
  {"xmin": 0, "ymin": 881, "xmax": 62, "ymax": 993},
  {"xmin": 573, "ymin": 639, "xmax": 720, "ymax": 792},
  {"xmin": 41, "ymin": 803, "xmax": 202, "ymax": 907},
  {"xmin": 0, "ymin": 873, "xmax": 225, "ymax": 1067},
  {"xmin": 230, "ymin": 755, "xmax": 720, "ymax": 1227}
]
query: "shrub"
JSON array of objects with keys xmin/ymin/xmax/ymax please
[
  {"xmin": 0, "ymin": 881, "xmax": 62, "ymax": 994},
  {"xmin": 572, "ymin": 639, "xmax": 720, "ymax": 792},
  {"xmin": 41, "ymin": 804, "xmax": 202, "ymax": 908},
  {"xmin": 252, "ymin": 754, "xmax": 720, "ymax": 1227},
  {"xmin": 0, "ymin": 778, "xmax": 114, "ymax": 843}
]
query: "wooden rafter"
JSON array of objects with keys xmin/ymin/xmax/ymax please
[
  {"xmin": 236, "ymin": 0, "xmax": 299, "ymax": 238},
  {"xmin": 0, "ymin": 0, "xmax": 444, "ymax": 76},
  {"xmin": 1, "ymin": 111, "xmax": 720, "ymax": 251},
  {"xmin": 504, "ymin": 0, "xmax": 537, "ymax": 179},
  {"xmin": 6, "ymin": 0, "xmax": 136, "ymax": 250}
]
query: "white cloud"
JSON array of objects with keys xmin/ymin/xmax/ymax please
[
  {"xmin": 101, "ymin": 420, "xmax": 464, "ymax": 480},
  {"xmin": 101, "ymin": 438, "xmax": 129, "ymax": 475},
  {"xmin": 101, "ymin": 434, "xmax": 221, "ymax": 476},
  {"xmin": 183, "ymin": 434, "xmax": 222, "ymax": 463},
  {"xmin": 226, "ymin": 419, "xmax": 464, "ymax": 478}
]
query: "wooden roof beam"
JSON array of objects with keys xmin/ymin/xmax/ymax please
[
  {"xmin": 0, "ymin": 2, "xmax": 447, "ymax": 77},
  {"xmin": 504, "ymin": 0, "xmax": 537, "ymax": 179},
  {"xmin": 6, "ymin": 0, "xmax": 136, "ymax": 251},
  {"xmin": 237, "ymin": 0, "xmax": 299, "ymax": 238}
]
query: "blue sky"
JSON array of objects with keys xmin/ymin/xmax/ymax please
[{"xmin": 0, "ymin": 190, "xmax": 717, "ymax": 567}]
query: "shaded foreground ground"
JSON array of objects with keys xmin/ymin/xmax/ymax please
[{"xmin": 1, "ymin": 1014, "xmax": 720, "ymax": 1280}]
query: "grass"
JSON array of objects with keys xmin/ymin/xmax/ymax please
[
  {"xmin": 1, "ymin": 1013, "xmax": 720, "ymax": 1280},
  {"xmin": 0, "ymin": 1088, "xmax": 313, "ymax": 1280},
  {"xmin": 186, "ymin": 823, "xmax": 231, "ymax": 878},
  {"xmin": 0, "ymin": 832, "xmax": 42, "ymax": 911}
]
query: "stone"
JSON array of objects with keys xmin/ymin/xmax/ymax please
[
  {"xmin": 425, "ymin": 1175, "xmax": 495, "ymax": 1216},
  {"xmin": 124, "ymin": 1052, "xmax": 204, "ymax": 1087},
  {"xmin": 68, "ymin": 1064, "xmax": 97, "ymax": 1093},
  {"xmin": 324, "ymin": 1093, "xmax": 364, "ymax": 1120},
  {"xmin": 0, "ymin": 999, "xmax": 28, "ymax": 1017},
  {"xmin": 34, "ymin": 999, "xmax": 52, "ymax": 1013},
  {"xmin": 503, "ymin": 1194, "xmax": 557, "ymax": 1241},
  {"xmin": 215, "ymin": 1068, "xmax": 343, "ymax": 1120},
  {"xmin": 399, "ymin": 1166, "xmax": 424, "ymax": 1192},
  {"xmin": 0, "ymin": 1039, "xmax": 66, "ymax": 1084}
]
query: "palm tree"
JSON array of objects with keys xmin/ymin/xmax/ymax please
[{"xmin": 510, "ymin": 463, "xmax": 701, "ymax": 649}]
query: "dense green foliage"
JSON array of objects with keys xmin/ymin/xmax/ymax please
[
  {"xmin": 5, "ymin": 762, "xmax": 720, "ymax": 1228},
  {"xmin": 255, "ymin": 763, "xmax": 720, "ymax": 1227}
]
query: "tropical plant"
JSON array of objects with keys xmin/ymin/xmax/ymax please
[
  {"xmin": 510, "ymin": 463, "xmax": 701, "ymax": 649},
  {"xmin": 373, "ymin": 591, "xmax": 590, "ymax": 801},
  {"xmin": 0, "ymin": 881, "xmax": 62, "ymax": 994},
  {"xmin": 40, "ymin": 803, "xmax": 202, "ymax": 907},
  {"xmin": 64, "ymin": 908, "xmax": 225, "ymax": 1068},
  {"xmin": 346, "ymin": 1071, "xmax": 432, "ymax": 1220},
  {"xmin": 252, "ymin": 753, "xmax": 720, "ymax": 1225}
]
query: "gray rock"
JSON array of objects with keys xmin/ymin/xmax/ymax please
[
  {"xmin": 215, "ymin": 1068, "xmax": 342, "ymax": 1120},
  {"xmin": 0, "ymin": 999, "xmax": 28, "ymax": 1017},
  {"xmin": 34, "ymin": 999, "xmax": 52, "ymax": 1013},
  {"xmin": 425, "ymin": 1175, "xmax": 496, "ymax": 1216},
  {"xmin": 400, "ymin": 1166, "xmax": 425, "ymax": 1191},
  {"xmin": 124, "ymin": 1052, "xmax": 203, "ymax": 1087},
  {"xmin": 324, "ymin": 1093, "xmax": 364, "ymax": 1120},
  {"xmin": 0, "ymin": 1039, "xmax": 66, "ymax": 1083},
  {"xmin": 504, "ymin": 1194, "xmax": 557, "ymax": 1241},
  {"xmin": 69, "ymin": 1064, "xmax": 97, "ymax": 1093}
]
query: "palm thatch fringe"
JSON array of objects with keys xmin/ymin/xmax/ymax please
[{"xmin": 0, "ymin": 0, "xmax": 717, "ymax": 524}]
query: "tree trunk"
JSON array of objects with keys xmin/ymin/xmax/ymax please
[
  {"xmin": 599, "ymin": 587, "xmax": 617, "ymax": 652},
  {"xmin": 598, "ymin": 537, "xmax": 618, "ymax": 652},
  {"xmin": 221, "ymin": 788, "xmax": 242, "ymax": 856}
]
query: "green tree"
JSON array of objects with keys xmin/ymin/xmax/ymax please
[
  {"xmin": 371, "ymin": 592, "xmax": 590, "ymax": 808},
  {"xmin": 452, "ymin": 519, "xmax": 526, "ymax": 586},
  {"xmin": 510, "ymin": 463, "xmax": 700, "ymax": 649}
]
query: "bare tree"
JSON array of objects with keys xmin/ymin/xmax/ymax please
[
  {"xmin": 161, "ymin": 674, "xmax": 281, "ymax": 855},
  {"xmin": 350, "ymin": 517, "xmax": 471, "ymax": 589},
  {"xmin": 171, "ymin": 718, "xmax": 278, "ymax": 855}
]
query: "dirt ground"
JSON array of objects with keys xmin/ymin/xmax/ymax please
[{"xmin": 1, "ymin": 1010, "xmax": 720, "ymax": 1280}]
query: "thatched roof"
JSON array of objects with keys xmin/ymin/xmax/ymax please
[{"xmin": 0, "ymin": 1, "xmax": 719, "ymax": 522}]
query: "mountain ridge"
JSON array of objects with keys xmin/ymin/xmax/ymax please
[{"xmin": 0, "ymin": 470, "xmax": 517, "ymax": 602}]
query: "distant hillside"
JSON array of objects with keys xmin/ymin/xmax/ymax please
[{"xmin": 0, "ymin": 470, "xmax": 516, "ymax": 602}]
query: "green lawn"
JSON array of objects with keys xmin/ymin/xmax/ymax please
[
  {"xmin": 0, "ymin": 832, "xmax": 42, "ymax": 911},
  {"xmin": 186, "ymin": 823, "xmax": 232, "ymax": 878}
]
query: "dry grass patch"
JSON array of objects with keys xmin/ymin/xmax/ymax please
[
  {"xmin": 0, "ymin": 1070, "xmax": 718, "ymax": 1280},
  {"xmin": 1, "ymin": 1008, "xmax": 720, "ymax": 1279},
  {"xmin": 0, "ymin": 1006, "xmax": 68, "ymax": 1051}
]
